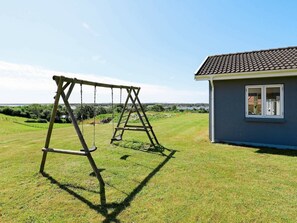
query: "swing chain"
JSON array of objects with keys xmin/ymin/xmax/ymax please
[
  {"xmin": 93, "ymin": 85, "xmax": 97, "ymax": 147},
  {"xmin": 111, "ymin": 87, "xmax": 115, "ymax": 132},
  {"xmin": 120, "ymin": 88, "xmax": 122, "ymax": 105},
  {"xmin": 80, "ymin": 83, "xmax": 84, "ymax": 134}
]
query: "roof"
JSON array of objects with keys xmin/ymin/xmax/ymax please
[{"xmin": 195, "ymin": 46, "xmax": 297, "ymax": 79}]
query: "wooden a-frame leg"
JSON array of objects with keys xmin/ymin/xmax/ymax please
[
  {"xmin": 111, "ymin": 88, "xmax": 134, "ymax": 143},
  {"xmin": 40, "ymin": 76, "xmax": 106, "ymax": 205},
  {"xmin": 128, "ymin": 89, "xmax": 155, "ymax": 146},
  {"xmin": 132, "ymin": 88, "xmax": 160, "ymax": 145},
  {"xmin": 119, "ymin": 88, "xmax": 139, "ymax": 140},
  {"xmin": 60, "ymin": 85, "xmax": 106, "ymax": 205},
  {"xmin": 39, "ymin": 77, "xmax": 64, "ymax": 173},
  {"xmin": 39, "ymin": 152, "xmax": 48, "ymax": 173},
  {"xmin": 86, "ymin": 153, "xmax": 106, "ymax": 206}
]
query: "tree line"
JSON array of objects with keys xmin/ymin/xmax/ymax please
[
  {"xmin": 0, "ymin": 104, "xmax": 114, "ymax": 123},
  {"xmin": 0, "ymin": 103, "xmax": 208, "ymax": 123}
]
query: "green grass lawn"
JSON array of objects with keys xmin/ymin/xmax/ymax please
[{"xmin": 1, "ymin": 112, "xmax": 297, "ymax": 222}]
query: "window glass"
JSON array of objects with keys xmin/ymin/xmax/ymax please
[
  {"xmin": 246, "ymin": 84, "xmax": 283, "ymax": 118},
  {"xmin": 266, "ymin": 87, "xmax": 281, "ymax": 116},
  {"xmin": 248, "ymin": 88, "xmax": 262, "ymax": 115}
]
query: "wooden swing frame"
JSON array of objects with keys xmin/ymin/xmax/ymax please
[{"xmin": 39, "ymin": 75, "xmax": 159, "ymax": 204}]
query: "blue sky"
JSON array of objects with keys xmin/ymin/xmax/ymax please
[{"xmin": 0, "ymin": 0, "xmax": 297, "ymax": 103}]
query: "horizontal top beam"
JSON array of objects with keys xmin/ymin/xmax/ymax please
[{"xmin": 53, "ymin": 75, "xmax": 140, "ymax": 90}]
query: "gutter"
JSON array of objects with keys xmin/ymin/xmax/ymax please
[
  {"xmin": 195, "ymin": 69, "xmax": 297, "ymax": 81},
  {"xmin": 210, "ymin": 77, "xmax": 215, "ymax": 142}
]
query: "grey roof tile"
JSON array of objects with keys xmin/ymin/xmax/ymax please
[{"xmin": 195, "ymin": 46, "xmax": 297, "ymax": 76}]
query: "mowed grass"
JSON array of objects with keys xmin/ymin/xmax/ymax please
[{"xmin": 1, "ymin": 112, "xmax": 297, "ymax": 222}]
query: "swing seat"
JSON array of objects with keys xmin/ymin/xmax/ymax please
[
  {"xmin": 112, "ymin": 135, "xmax": 122, "ymax": 141},
  {"xmin": 80, "ymin": 146, "xmax": 97, "ymax": 153}
]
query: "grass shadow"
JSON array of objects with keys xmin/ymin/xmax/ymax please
[
  {"xmin": 41, "ymin": 148, "xmax": 176, "ymax": 223},
  {"xmin": 113, "ymin": 140, "xmax": 176, "ymax": 157},
  {"xmin": 41, "ymin": 172, "xmax": 109, "ymax": 215},
  {"xmin": 255, "ymin": 147, "xmax": 297, "ymax": 157},
  {"xmin": 220, "ymin": 141, "xmax": 297, "ymax": 157}
]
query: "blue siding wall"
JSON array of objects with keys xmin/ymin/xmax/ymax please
[{"xmin": 213, "ymin": 76, "xmax": 297, "ymax": 147}]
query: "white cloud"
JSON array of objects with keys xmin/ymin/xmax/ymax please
[
  {"xmin": 81, "ymin": 22, "xmax": 100, "ymax": 37},
  {"xmin": 0, "ymin": 61, "xmax": 208, "ymax": 104},
  {"xmin": 82, "ymin": 22, "xmax": 90, "ymax": 30}
]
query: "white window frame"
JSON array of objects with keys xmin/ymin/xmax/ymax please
[{"xmin": 245, "ymin": 84, "xmax": 284, "ymax": 119}]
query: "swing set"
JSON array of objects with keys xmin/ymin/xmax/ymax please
[{"xmin": 39, "ymin": 75, "xmax": 160, "ymax": 204}]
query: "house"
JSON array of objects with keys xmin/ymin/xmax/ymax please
[{"xmin": 195, "ymin": 46, "xmax": 297, "ymax": 149}]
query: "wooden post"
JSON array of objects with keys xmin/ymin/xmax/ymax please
[
  {"xmin": 59, "ymin": 80, "xmax": 106, "ymax": 205},
  {"xmin": 126, "ymin": 88, "xmax": 156, "ymax": 146},
  {"xmin": 39, "ymin": 77, "xmax": 64, "ymax": 173},
  {"xmin": 132, "ymin": 88, "xmax": 159, "ymax": 145},
  {"xmin": 111, "ymin": 88, "xmax": 133, "ymax": 142},
  {"xmin": 111, "ymin": 86, "xmax": 160, "ymax": 147}
]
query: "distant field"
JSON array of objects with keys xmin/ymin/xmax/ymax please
[{"xmin": 1, "ymin": 112, "xmax": 297, "ymax": 222}]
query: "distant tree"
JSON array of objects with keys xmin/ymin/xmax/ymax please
[
  {"xmin": 1, "ymin": 107, "xmax": 14, "ymax": 116},
  {"xmin": 114, "ymin": 104, "xmax": 124, "ymax": 113},
  {"xmin": 150, "ymin": 104, "xmax": 165, "ymax": 112},
  {"xmin": 75, "ymin": 105, "xmax": 95, "ymax": 120},
  {"xmin": 141, "ymin": 104, "xmax": 148, "ymax": 112},
  {"xmin": 197, "ymin": 108, "xmax": 208, "ymax": 113},
  {"xmin": 105, "ymin": 105, "xmax": 113, "ymax": 114},
  {"xmin": 26, "ymin": 104, "xmax": 43, "ymax": 118},
  {"xmin": 96, "ymin": 106, "xmax": 107, "ymax": 115},
  {"xmin": 19, "ymin": 107, "xmax": 30, "ymax": 118},
  {"xmin": 170, "ymin": 105, "xmax": 177, "ymax": 111},
  {"xmin": 40, "ymin": 109, "xmax": 52, "ymax": 121}
]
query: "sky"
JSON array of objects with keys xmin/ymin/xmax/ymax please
[{"xmin": 0, "ymin": 0, "xmax": 297, "ymax": 103}]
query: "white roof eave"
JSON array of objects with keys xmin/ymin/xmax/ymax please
[{"xmin": 194, "ymin": 69, "xmax": 297, "ymax": 81}]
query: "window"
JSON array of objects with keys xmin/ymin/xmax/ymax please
[{"xmin": 246, "ymin": 84, "xmax": 284, "ymax": 118}]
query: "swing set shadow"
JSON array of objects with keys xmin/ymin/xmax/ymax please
[
  {"xmin": 112, "ymin": 139, "xmax": 174, "ymax": 157},
  {"xmin": 41, "ymin": 148, "xmax": 176, "ymax": 223}
]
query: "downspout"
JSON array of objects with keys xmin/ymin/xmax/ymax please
[{"xmin": 210, "ymin": 77, "xmax": 215, "ymax": 142}]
